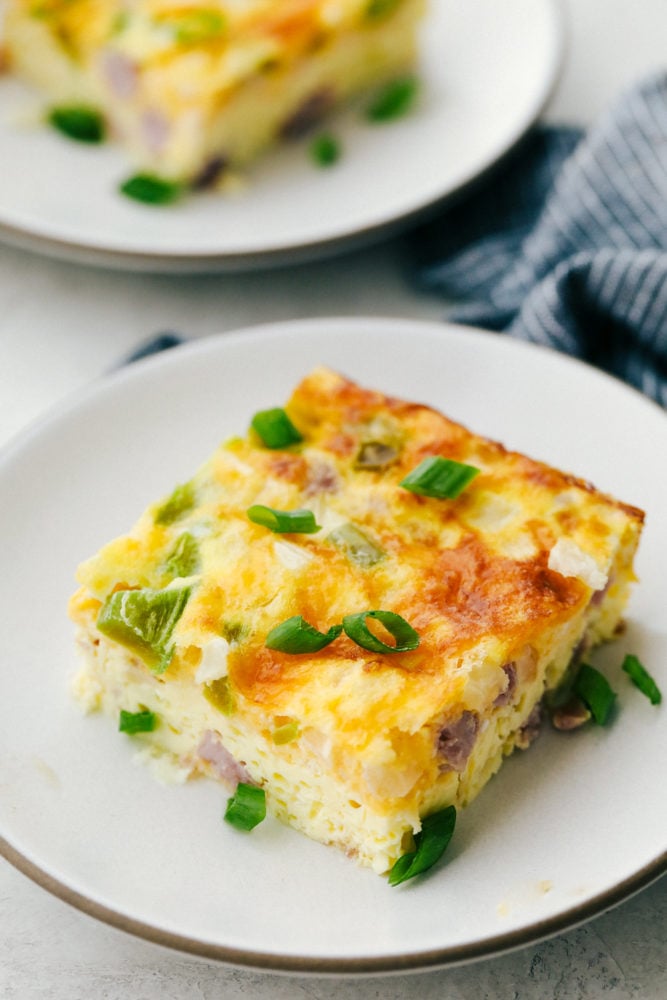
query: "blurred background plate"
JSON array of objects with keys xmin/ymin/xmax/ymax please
[{"xmin": 0, "ymin": 0, "xmax": 563, "ymax": 271}]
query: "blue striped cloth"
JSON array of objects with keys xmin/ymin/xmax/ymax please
[{"xmin": 410, "ymin": 71, "xmax": 667, "ymax": 407}]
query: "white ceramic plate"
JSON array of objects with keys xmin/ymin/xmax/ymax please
[
  {"xmin": 0, "ymin": 0, "xmax": 562, "ymax": 271},
  {"xmin": 1, "ymin": 317, "xmax": 665, "ymax": 974}
]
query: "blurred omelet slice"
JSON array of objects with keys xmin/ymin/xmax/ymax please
[{"xmin": 3, "ymin": 0, "xmax": 427, "ymax": 185}]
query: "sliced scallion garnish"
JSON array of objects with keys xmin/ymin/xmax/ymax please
[
  {"xmin": 120, "ymin": 173, "xmax": 184, "ymax": 205},
  {"xmin": 573, "ymin": 663, "xmax": 616, "ymax": 725},
  {"xmin": 622, "ymin": 654, "xmax": 662, "ymax": 705},
  {"xmin": 342, "ymin": 610, "xmax": 419, "ymax": 654},
  {"xmin": 265, "ymin": 615, "xmax": 342, "ymax": 654},
  {"xmin": 118, "ymin": 708, "xmax": 157, "ymax": 734},
  {"xmin": 247, "ymin": 505, "xmax": 321, "ymax": 534},
  {"xmin": 389, "ymin": 806, "xmax": 456, "ymax": 886},
  {"xmin": 310, "ymin": 133, "xmax": 341, "ymax": 167},
  {"xmin": 400, "ymin": 456, "xmax": 479, "ymax": 499},
  {"xmin": 366, "ymin": 77, "xmax": 419, "ymax": 122},
  {"xmin": 251, "ymin": 408, "xmax": 303, "ymax": 449},
  {"xmin": 48, "ymin": 105, "xmax": 105, "ymax": 143},
  {"xmin": 224, "ymin": 783, "xmax": 266, "ymax": 831},
  {"xmin": 327, "ymin": 523, "xmax": 385, "ymax": 567}
]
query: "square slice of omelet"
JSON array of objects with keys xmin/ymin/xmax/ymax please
[
  {"xmin": 69, "ymin": 367, "xmax": 644, "ymax": 874},
  {"xmin": 4, "ymin": 0, "xmax": 426, "ymax": 184}
]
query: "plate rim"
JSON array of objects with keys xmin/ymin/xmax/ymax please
[
  {"xmin": 0, "ymin": 0, "xmax": 565, "ymax": 273},
  {"xmin": 2, "ymin": 833, "xmax": 665, "ymax": 974},
  {"xmin": 2, "ymin": 315, "xmax": 666, "ymax": 975}
]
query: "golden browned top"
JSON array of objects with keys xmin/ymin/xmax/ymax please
[{"xmin": 71, "ymin": 366, "xmax": 644, "ymax": 750}]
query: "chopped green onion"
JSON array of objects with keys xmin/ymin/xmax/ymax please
[
  {"xmin": 97, "ymin": 586, "xmax": 190, "ymax": 674},
  {"xmin": 389, "ymin": 806, "xmax": 456, "ymax": 886},
  {"xmin": 48, "ymin": 105, "xmax": 105, "ymax": 143},
  {"xmin": 163, "ymin": 532, "xmax": 200, "ymax": 578},
  {"xmin": 203, "ymin": 676, "xmax": 235, "ymax": 715},
  {"xmin": 622, "ymin": 654, "xmax": 662, "ymax": 705},
  {"xmin": 224, "ymin": 783, "xmax": 266, "ymax": 831},
  {"xmin": 400, "ymin": 456, "xmax": 480, "ymax": 499},
  {"xmin": 247, "ymin": 505, "xmax": 321, "ymax": 534},
  {"xmin": 327, "ymin": 523, "xmax": 385, "ymax": 567},
  {"xmin": 250, "ymin": 407, "xmax": 303, "ymax": 449},
  {"xmin": 310, "ymin": 133, "xmax": 341, "ymax": 167},
  {"xmin": 366, "ymin": 77, "xmax": 419, "ymax": 122},
  {"xmin": 154, "ymin": 481, "xmax": 196, "ymax": 525},
  {"xmin": 265, "ymin": 615, "xmax": 342, "ymax": 654},
  {"xmin": 118, "ymin": 708, "xmax": 157, "ymax": 734},
  {"xmin": 573, "ymin": 663, "xmax": 616, "ymax": 725},
  {"xmin": 120, "ymin": 173, "xmax": 184, "ymax": 205},
  {"xmin": 342, "ymin": 610, "xmax": 419, "ymax": 654}
]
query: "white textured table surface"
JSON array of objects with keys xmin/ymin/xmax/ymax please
[{"xmin": 2, "ymin": 2, "xmax": 666, "ymax": 997}]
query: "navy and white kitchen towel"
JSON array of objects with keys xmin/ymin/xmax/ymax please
[{"xmin": 410, "ymin": 70, "xmax": 667, "ymax": 407}]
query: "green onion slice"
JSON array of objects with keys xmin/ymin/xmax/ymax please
[
  {"xmin": 310, "ymin": 133, "xmax": 341, "ymax": 167},
  {"xmin": 342, "ymin": 610, "xmax": 419, "ymax": 654},
  {"xmin": 120, "ymin": 173, "xmax": 184, "ymax": 205},
  {"xmin": 400, "ymin": 456, "xmax": 480, "ymax": 499},
  {"xmin": 327, "ymin": 522, "xmax": 385, "ymax": 567},
  {"xmin": 265, "ymin": 615, "xmax": 342, "ymax": 654},
  {"xmin": 250, "ymin": 407, "xmax": 303, "ymax": 448},
  {"xmin": 224, "ymin": 783, "xmax": 266, "ymax": 831},
  {"xmin": 48, "ymin": 105, "xmax": 105, "ymax": 143},
  {"xmin": 622, "ymin": 654, "xmax": 662, "ymax": 705},
  {"xmin": 247, "ymin": 505, "xmax": 321, "ymax": 534},
  {"xmin": 366, "ymin": 77, "xmax": 419, "ymax": 122},
  {"xmin": 118, "ymin": 708, "xmax": 157, "ymax": 734},
  {"xmin": 389, "ymin": 806, "xmax": 456, "ymax": 886},
  {"xmin": 573, "ymin": 663, "xmax": 616, "ymax": 725}
]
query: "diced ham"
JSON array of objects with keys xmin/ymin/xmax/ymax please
[
  {"xmin": 515, "ymin": 704, "xmax": 542, "ymax": 749},
  {"xmin": 493, "ymin": 662, "xmax": 517, "ymax": 707},
  {"xmin": 551, "ymin": 697, "xmax": 591, "ymax": 731},
  {"xmin": 102, "ymin": 51, "xmax": 138, "ymax": 99},
  {"xmin": 141, "ymin": 109, "xmax": 170, "ymax": 153},
  {"xmin": 437, "ymin": 711, "xmax": 479, "ymax": 772},
  {"xmin": 197, "ymin": 730, "xmax": 251, "ymax": 788}
]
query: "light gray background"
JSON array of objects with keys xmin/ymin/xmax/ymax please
[{"xmin": 2, "ymin": 1, "xmax": 666, "ymax": 996}]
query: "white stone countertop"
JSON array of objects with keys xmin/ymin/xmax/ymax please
[{"xmin": 1, "ymin": 1, "xmax": 666, "ymax": 997}]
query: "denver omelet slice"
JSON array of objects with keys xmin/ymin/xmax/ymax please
[
  {"xmin": 69, "ymin": 367, "xmax": 644, "ymax": 874},
  {"xmin": 4, "ymin": 0, "xmax": 426, "ymax": 183}
]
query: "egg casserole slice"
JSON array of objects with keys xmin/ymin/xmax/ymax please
[
  {"xmin": 3, "ymin": 0, "xmax": 425, "ymax": 183},
  {"xmin": 69, "ymin": 367, "xmax": 644, "ymax": 874}
]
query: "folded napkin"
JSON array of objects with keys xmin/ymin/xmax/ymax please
[{"xmin": 409, "ymin": 70, "xmax": 667, "ymax": 407}]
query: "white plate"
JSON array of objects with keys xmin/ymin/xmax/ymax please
[
  {"xmin": 1, "ymin": 317, "xmax": 665, "ymax": 974},
  {"xmin": 0, "ymin": 0, "xmax": 562, "ymax": 271}
]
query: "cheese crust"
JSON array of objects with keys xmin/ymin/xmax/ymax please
[
  {"xmin": 3, "ymin": 0, "xmax": 426, "ymax": 182},
  {"xmin": 69, "ymin": 367, "xmax": 644, "ymax": 873}
]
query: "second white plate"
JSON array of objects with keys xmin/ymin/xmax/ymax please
[{"xmin": 0, "ymin": 0, "xmax": 562, "ymax": 270}]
